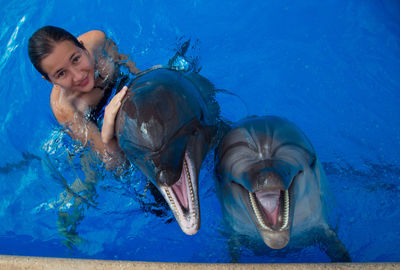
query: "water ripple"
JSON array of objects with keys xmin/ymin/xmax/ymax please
[{"xmin": 0, "ymin": 15, "xmax": 25, "ymax": 73}]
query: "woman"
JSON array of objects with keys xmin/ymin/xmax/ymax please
[{"xmin": 28, "ymin": 26, "xmax": 142, "ymax": 169}]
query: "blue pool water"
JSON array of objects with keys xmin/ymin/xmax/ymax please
[{"xmin": 1, "ymin": 0, "xmax": 400, "ymax": 263}]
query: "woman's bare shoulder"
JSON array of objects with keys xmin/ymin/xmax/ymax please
[{"xmin": 78, "ymin": 30, "xmax": 106, "ymax": 52}]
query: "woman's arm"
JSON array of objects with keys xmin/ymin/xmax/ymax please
[
  {"xmin": 103, "ymin": 37, "xmax": 141, "ymax": 74},
  {"xmin": 78, "ymin": 30, "xmax": 141, "ymax": 75},
  {"xmin": 51, "ymin": 97, "xmax": 127, "ymax": 171}
]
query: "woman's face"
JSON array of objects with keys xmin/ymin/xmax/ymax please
[{"xmin": 40, "ymin": 40, "xmax": 95, "ymax": 92}]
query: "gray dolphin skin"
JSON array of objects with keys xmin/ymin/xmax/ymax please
[
  {"xmin": 215, "ymin": 116, "xmax": 351, "ymax": 262},
  {"xmin": 115, "ymin": 68, "xmax": 220, "ymax": 235}
]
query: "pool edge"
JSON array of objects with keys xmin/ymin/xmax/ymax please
[{"xmin": 0, "ymin": 255, "xmax": 399, "ymax": 270}]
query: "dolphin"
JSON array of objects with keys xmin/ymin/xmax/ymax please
[
  {"xmin": 115, "ymin": 68, "xmax": 220, "ymax": 235},
  {"xmin": 215, "ymin": 116, "xmax": 350, "ymax": 262}
]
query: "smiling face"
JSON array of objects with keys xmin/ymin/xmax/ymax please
[
  {"xmin": 215, "ymin": 116, "xmax": 321, "ymax": 249},
  {"xmin": 40, "ymin": 40, "xmax": 95, "ymax": 92}
]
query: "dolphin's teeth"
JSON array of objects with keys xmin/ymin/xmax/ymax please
[
  {"xmin": 249, "ymin": 192, "xmax": 273, "ymax": 231},
  {"xmin": 184, "ymin": 158, "xmax": 195, "ymax": 203},
  {"xmin": 249, "ymin": 189, "xmax": 290, "ymax": 232},
  {"xmin": 167, "ymin": 157, "xmax": 197, "ymax": 226},
  {"xmin": 165, "ymin": 188, "xmax": 181, "ymax": 221},
  {"xmin": 280, "ymin": 190, "xmax": 289, "ymax": 231}
]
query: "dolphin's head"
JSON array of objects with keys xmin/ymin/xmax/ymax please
[
  {"xmin": 116, "ymin": 70, "xmax": 216, "ymax": 235},
  {"xmin": 216, "ymin": 116, "xmax": 317, "ymax": 249}
]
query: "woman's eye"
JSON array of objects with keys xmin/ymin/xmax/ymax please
[
  {"xmin": 57, "ymin": 71, "xmax": 65, "ymax": 79},
  {"xmin": 73, "ymin": 55, "xmax": 81, "ymax": 63}
]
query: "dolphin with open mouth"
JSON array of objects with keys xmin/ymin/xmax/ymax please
[
  {"xmin": 115, "ymin": 68, "xmax": 220, "ymax": 235},
  {"xmin": 215, "ymin": 116, "xmax": 350, "ymax": 261}
]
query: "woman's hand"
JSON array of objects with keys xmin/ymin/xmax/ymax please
[{"xmin": 101, "ymin": 86, "xmax": 128, "ymax": 150}]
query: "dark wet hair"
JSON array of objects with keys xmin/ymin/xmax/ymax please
[{"xmin": 28, "ymin": 25, "xmax": 85, "ymax": 80}]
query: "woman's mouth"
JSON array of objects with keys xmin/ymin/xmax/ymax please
[{"xmin": 78, "ymin": 77, "xmax": 89, "ymax": 87}]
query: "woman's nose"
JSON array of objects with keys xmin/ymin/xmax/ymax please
[{"xmin": 71, "ymin": 68, "xmax": 85, "ymax": 82}]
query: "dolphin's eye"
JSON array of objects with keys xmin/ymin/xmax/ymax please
[
  {"xmin": 192, "ymin": 127, "xmax": 199, "ymax": 136},
  {"xmin": 199, "ymin": 110, "xmax": 204, "ymax": 121},
  {"xmin": 309, "ymin": 155, "xmax": 316, "ymax": 168}
]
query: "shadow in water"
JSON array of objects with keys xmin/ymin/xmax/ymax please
[
  {"xmin": 0, "ymin": 152, "xmax": 41, "ymax": 174},
  {"xmin": 43, "ymin": 141, "xmax": 172, "ymax": 249}
]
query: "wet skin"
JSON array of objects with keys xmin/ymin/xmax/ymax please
[
  {"xmin": 115, "ymin": 68, "xmax": 219, "ymax": 235},
  {"xmin": 40, "ymin": 34, "xmax": 134, "ymax": 168},
  {"xmin": 215, "ymin": 116, "xmax": 351, "ymax": 262}
]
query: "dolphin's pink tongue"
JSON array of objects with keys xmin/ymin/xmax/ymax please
[
  {"xmin": 255, "ymin": 190, "xmax": 281, "ymax": 227},
  {"xmin": 171, "ymin": 167, "xmax": 189, "ymax": 210}
]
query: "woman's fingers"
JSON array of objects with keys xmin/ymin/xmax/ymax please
[
  {"xmin": 106, "ymin": 86, "xmax": 128, "ymax": 114},
  {"xmin": 102, "ymin": 86, "xmax": 128, "ymax": 144},
  {"xmin": 112, "ymin": 86, "xmax": 128, "ymax": 104}
]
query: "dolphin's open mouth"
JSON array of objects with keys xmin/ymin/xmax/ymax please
[
  {"xmin": 248, "ymin": 189, "xmax": 290, "ymax": 232},
  {"xmin": 161, "ymin": 153, "xmax": 200, "ymax": 235}
]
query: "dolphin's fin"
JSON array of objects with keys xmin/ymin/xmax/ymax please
[
  {"xmin": 167, "ymin": 39, "xmax": 191, "ymax": 70},
  {"xmin": 318, "ymin": 226, "xmax": 351, "ymax": 262}
]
